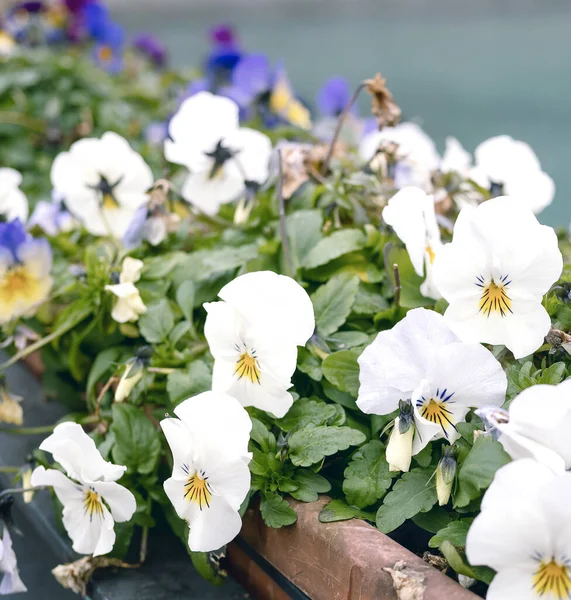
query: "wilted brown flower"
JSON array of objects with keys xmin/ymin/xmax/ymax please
[
  {"xmin": 364, "ymin": 73, "xmax": 401, "ymax": 129},
  {"xmin": 53, "ymin": 557, "xmax": 138, "ymax": 596}
]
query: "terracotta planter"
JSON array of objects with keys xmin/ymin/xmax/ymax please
[
  {"xmin": 20, "ymin": 354, "xmax": 477, "ymax": 600},
  {"xmin": 228, "ymin": 497, "xmax": 478, "ymax": 600}
]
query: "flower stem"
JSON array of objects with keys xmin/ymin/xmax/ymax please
[
  {"xmin": 0, "ymin": 425, "xmax": 55, "ymax": 435},
  {"xmin": 276, "ymin": 149, "xmax": 294, "ymax": 279},
  {"xmin": 0, "ymin": 487, "xmax": 46, "ymax": 500},
  {"xmin": 392, "ymin": 263, "xmax": 401, "ymax": 307},
  {"xmin": 0, "ymin": 467, "xmax": 20, "ymax": 473},
  {"xmin": 321, "ymin": 81, "xmax": 367, "ymax": 175}
]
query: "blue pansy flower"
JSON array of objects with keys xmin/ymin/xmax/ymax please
[
  {"xmin": 82, "ymin": 1, "xmax": 110, "ymax": 39},
  {"xmin": 316, "ymin": 76, "xmax": 352, "ymax": 118},
  {"xmin": 92, "ymin": 21, "xmax": 124, "ymax": 73},
  {"xmin": 0, "ymin": 220, "xmax": 52, "ymax": 324},
  {"xmin": 132, "ymin": 32, "xmax": 167, "ymax": 67}
]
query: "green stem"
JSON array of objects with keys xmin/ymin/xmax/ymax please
[
  {"xmin": 0, "ymin": 487, "xmax": 46, "ymax": 500},
  {"xmin": 0, "ymin": 305, "xmax": 91, "ymax": 372},
  {"xmin": 276, "ymin": 149, "xmax": 294, "ymax": 280},
  {"xmin": 0, "ymin": 112, "xmax": 46, "ymax": 133},
  {"xmin": 0, "ymin": 425, "xmax": 55, "ymax": 435},
  {"xmin": 0, "ymin": 467, "xmax": 20, "ymax": 473}
]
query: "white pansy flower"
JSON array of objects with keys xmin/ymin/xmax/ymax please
[
  {"xmin": 470, "ymin": 135, "xmax": 555, "ymax": 214},
  {"xmin": 357, "ymin": 308, "xmax": 506, "ymax": 469},
  {"xmin": 479, "ymin": 380, "xmax": 571, "ymax": 473},
  {"xmin": 433, "ymin": 196, "xmax": 562, "ymax": 359},
  {"xmin": 382, "ymin": 187, "xmax": 442, "ymax": 300},
  {"xmin": 204, "ymin": 271, "xmax": 315, "ymax": 418},
  {"xmin": 165, "ymin": 92, "xmax": 272, "ymax": 216},
  {"xmin": 161, "ymin": 391, "xmax": 252, "ymax": 552},
  {"xmin": 105, "ymin": 257, "xmax": 146, "ymax": 323},
  {"xmin": 0, "ymin": 168, "xmax": 28, "ymax": 223},
  {"xmin": 31, "ymin": 423, "xmax": 136, "ymax": 556},
  {"xmin": 439, "ymin": 137, "xmax": 471, "ymax": 176},
  {"xmin": 0, "ymin": 528, "xmax": 27, "ymax": 595},
  {"xmin": 51, "ymin": 132, "xmax": 154, "ymax": 238},
  {"xmin": 467, "ymin": 459, "xmax": 571, "ymax": 600},
  {"xmin": 359, "ymin": 122, "xmax": 440, "ymax": 190}
]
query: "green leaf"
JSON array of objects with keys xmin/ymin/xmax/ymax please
[
  {"xmin": 296, "ymin": 347, "xmax": 322, "ymax": 381},
  {"xmin": 142, "ymin": 252, "xmax": 187, "ymax": 280},
  {"xmin": 319, "ymin": 499, "xmax": 375, "ymax": 523},
  {"xmin": 327, "ymin": 331, "xmax": 370, "ymax": 349},
  {"xmin": 322, "ymin": 350, "xmax": 361, "ymax": 396},
  {"xmin": 277, "ymin": 397, "xmax": 345, "ymax": 433},
  {"xmin": 86, "ymin": 347, "xmax": 124, "ymax": 401},
  {"xmin": 384, "ymin": 244, "xmax": 431, "ymax": 309},
  {"xmin": 138, "ymin": 299, "xmax": 175, "ymax": 343},
  {"xmin": 429, "ymin": 519, "xmax": 473, "ymax": 549},
  {"xmin": 376, "ymin": 468, "xmax": 438, "ymax": 533},
  {"xmin": 412, "ymin": 506, "xmax": 453, "ymax": 534},
  {"xmin": 343, "ymin": 440, "xmax": 392, "ymax": 508},
  {"xmin": 454, "ymin": 436, "xmax": 510, "ymax": 509},
  {"xmin": 111, "ymin": 404, "xmax": 162, "ymax": 475},
  {"xmin": 311, "ymin": 273, "xmax": 360, "ymax": 336},
  {"xmin": 290, "ymin": 470, "xmax": 331, "ymax": 502},
  {"xmin": 353, "ymin": 283, "xmax": 387, "ymax": 315},
  {"xmin": 250, "ymin": 417, "xmax": 277, "ymax": 453},
  {"xmin": 260, "ymin": 492, "xmax": 297, "ymax": 528},
  {"xmin": 166, "ymin": 361, "xmax": 212, "ymax": 406},
  {"xmin": 303, "ymin": 229, "xmax": 366, "ymax": 270},
  {"xmin": 440, "ymin": 541, "xmax": 477, "ymax": 579},
  {"xmin": 176, "ymin": 280, "xmax": 196, "ymax": 322},
  {"xmin": 286, "ymin": 209, "xmax": 323, "ymax": 272},
  {"xmin": 288, "ymin": 424, "xmax": 366, "ymax": 467},
  {"xmin": 190, "ymin": 552, "xmax": 226, "ymax": 586}
]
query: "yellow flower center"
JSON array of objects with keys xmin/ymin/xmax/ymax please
[
  {"xmin": 416, "ymin": 389, "xmax": 456, "ymax": 438},
  {"xmin": 533, "ymin": 559, "xmax": 571, "ymax": 599},
  {"xmin": 184, "ymin": 473, "xmax": 212, "ymax": 510},
  {"xmin": 102, "ymin": 193, "xmax": 119, "ymax": 210},
  {"xmin": 98, "ymin": 45, "xmax": 113, "ymax": 63},
  {"xmin": 0, "ymin": 266, "xmax": 51, "ymax": 322},
  {"xmin": 425, "ymin": 245, "xmax": 436, "ymax": 264},
  {"xmin": 235, "ymin": 351, "xmax": 261, "ymax": 384},
  {"xmin": 84, "ymin": 489, "xmax": 104, "ymax": 520},
  {"xmin": 477, "ymin": 276, "xmax": 512, "ymax": 318}
]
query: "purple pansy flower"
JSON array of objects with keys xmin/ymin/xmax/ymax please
[
  {"xmin": 132, "ymin": 32, "xmax": 167, "ymax": 67},
  {"xmin": 92, "ymin": 21, "xmax": 124, "ymax": 73},
  {"xmin": 316, "ymin": 76, "xmax": 352, "ymax": 117}
]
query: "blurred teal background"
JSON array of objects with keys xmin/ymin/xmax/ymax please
[{"xmin": 114, "ymin": 1, "xmax": 571, "ymax": 227}]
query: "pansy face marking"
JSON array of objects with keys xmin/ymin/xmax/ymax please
[
  {"xmin": 205, "ymin": 140, "xmax": 237, "ymax": 179},
  {"xmin": 87, "ymin": 174, "xmax": 124, "ymax": 210},
  {"xmin": 234, "ymin": 343, "xmax": 261, "ymax": 384},
  {"xmin": 476, "ymin": 274, "xmax": 513, "ymax": 317},
  {"xmin": 416, "ymin": 388, "xmax": 456, "ymax": 437},
  {"xmin": 533, "ymin": 556, "xmax": 571, "ymax": 599},
  {"xmin": 84, "ymin": 488, "xmax": 104, "ymax": 521},
  {"xmin": 182, "ymin": 465, "xmax": 212, "ymax": 510}
]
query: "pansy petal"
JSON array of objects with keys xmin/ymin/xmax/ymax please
[
  {"xmin": 93, "ymin": 481, "xmax": 136, "ymax": 523},
  {"xmin": 187, "ymin": 494, "xmax": 242, "ymax": 552}
]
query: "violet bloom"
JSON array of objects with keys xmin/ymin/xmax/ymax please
[
  {"xmin": 205, "ymin": 24, "xmax": 241, "ymax": 83},
  {"xmin": 82, "ymin": 1, "xmax": 110, "ymax": 40},
  {"xmin": 92, "ymin": 21, "xmax": 124, "ymax": 73},
  {"xmin": 132, "ymin": 32, "xmax": 167, "ymax": 67},
  {"xmin": 64, "ymin": 0, "xmax": 90, "ymax": 14},
  {"xmin": 316, "ymin": 76, "xmax": 352, "ymax": 117},
  {"xmin": 27, "ymin": 192, "xmax": 75, "ymax": 236}
]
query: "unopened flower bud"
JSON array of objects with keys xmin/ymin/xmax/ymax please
[
  {"xmin": 386, "ymin": 416, "xmax": 414, "ymax": 472},
  {"xmin": 436, "ymin": 447, "xmax": 457, "ymax": 506},
  {"xmin": 0, "ymin": 387, "xmax": 23, "ymax": 425},
  {"xmin": 114, "ymin": 360, "xmax": 144, "ymax": 403}
]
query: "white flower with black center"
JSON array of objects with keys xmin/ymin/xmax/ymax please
[
  {"xmin": 161, "ymin": 391, "xmax": 252, "ymax": 552},
  {"xmin": 470, "ymin": 135, "xmax": 555, "ymax": 214},
  {"xmin": 30, "ymin": 423, "xmax": 136, "ymax": 556},
  {"xmin": 467, "ymin": 459, "xmax": 571, "ymax": 600},
  {"xmin": 51, "ymin": 132, "xmax": 154, "ymax": 238},
  {"xmin": 0, "ymin": 168, "xmax": 28, "ymax": 223},
  {"xmin": 478, "ymin": 379, "xmax": 571, "ymax": 473},
  {"xmin": 433, "ymin": 196, "xmax": 563, "ymax": 359},
  {"xmin": 382, "ymin": 187, "xmax": 442, "ymax": 300},
  {"xmin": 165, "ymin": 91, "xmax": 272, "ymax": 216},
  {"xmin": 357, "ymin": 308, "xmax": 506, "ymax": 471},
  {"xmin": 203, "ymin": 271, "xmax": 315, "ymax": 418}
]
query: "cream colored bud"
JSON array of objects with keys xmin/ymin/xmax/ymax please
[{"xmin": 386, "ymin": 417, "xmax": 414, "ymax": 472}]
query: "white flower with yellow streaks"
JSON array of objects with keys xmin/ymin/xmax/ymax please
[
  {"xmin": 161, "ymin": 391, "xmax": 252, "ymax": 552},
  {"xmin": 51, "ymin": 132, "xmax": 154, "ymax": 238},
  {"xmin": 433, "ymin": 196, "xmax": 562, "ymax": 359},
  {"xmin": 0, "ymin": 169, "xmax": 28, "ymax": 223},
  {"xmin": 470, "ymin": 135, "xmax": 554, "ymax": 214},
  {"xmin": 382, "ymin": 187, "xmax": 442, "ymax": 300},
  {"xmin": 467, "ymin": 459, "xmax": 571, "ymax": 600},
  {"xmin": 478, "ymin": 379, "xmax": 571, "ymax": 473},
  {"xmin": 31, "ymin": 423, "xmax": 136, "ymax": 556},
  {"xmin": 357, "ymin": 308, "xmax": 506, "ymax": 470},
  {"xmin": 165, "ymin": 92, "xmax": 272, "ymax": 216},
  {"xmin": 204, "ymin": 271, "xmax": 315, "ymax": 418},
  {"xmin": 0, "ymin": 528, "xmax": 27, "ymax": 595},
  {"xmin": 105, "ymin": 257, "xmax": 146, "ymax": 323}
]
